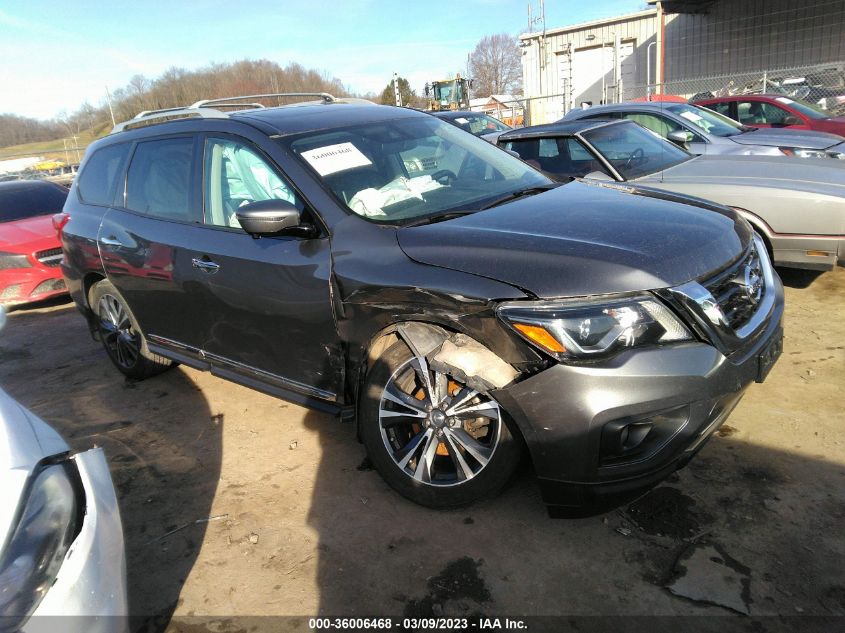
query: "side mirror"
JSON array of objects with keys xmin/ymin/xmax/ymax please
[
  {"xmin": 781, "ymin": 115, "xmax": 802, "ymax": 126},
  {"xmin": 235, "ymin": 200, "xmax": 315, "ymax": 238},
  {"xmin": 667, "ymin": 130, "xmax": 694, "ymax": 146}
]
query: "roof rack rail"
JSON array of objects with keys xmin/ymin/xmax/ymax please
[
  {"xmin": 191, "ymin": 92, "xmax": 336, "ymax": 108},
  {"xmin": 111, "ymin": 92, "xmax": 338, "ymax": 134}
]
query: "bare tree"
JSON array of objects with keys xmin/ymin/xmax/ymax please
[{"xmin": 469, "ymin": 34, "xmax": 522, "ymax": 97}]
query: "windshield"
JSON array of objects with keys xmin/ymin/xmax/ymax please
[
  {"xmin": 448, "ymin": 113, "xmax": 511, "ymax": 136},
  {"xmin": 434, "ymin": 81, "xmax": 455, "ymax": 103},
  {"xmin": 581, "ymin": 121, "xmax": 692, "ymax": 180},
  {"xmin": 0, "ymin": 181, "xmax": 68, "ymax": 223},
  {"xmin": 666, "ymin": 104, "xmax": 744, "ymax": 136},
  {"xmin": 286, "ymin": 115, "xmax": 550, "ymax": 223},
  {"xmin": 768, "ymin": 96, "xmax": 829, "ymax": 120}
]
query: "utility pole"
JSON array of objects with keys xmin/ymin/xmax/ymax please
[
  {"xmin": 393, "ymin": 72, "xmax": 402, "ymax": 107},
  {"xmin": 105, "ymin": 85, "xmax": 116, "ymax": 127}
]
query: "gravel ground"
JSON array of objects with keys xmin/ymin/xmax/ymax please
[{"xmin": 1, "ymin": 266, "xmax": 843, "ymax": 632}]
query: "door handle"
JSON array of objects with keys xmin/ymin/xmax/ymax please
[
  {"xmin": 100, "ymin": 236, "xmax": 125, "ymax": 247},
  {"xmin": 192, "ymin": 257, "xmax": 220, "ymax": 273}
]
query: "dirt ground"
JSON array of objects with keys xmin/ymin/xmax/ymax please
[{"xmin": 1, "ymin": 267, "xmax": 844, "ymax": 631}]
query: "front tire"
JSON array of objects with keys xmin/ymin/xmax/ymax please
[
  {"xmin": 89, "ymin": 280, "xmax": 174, "ymax": 380},
  {"xmin": 361, "ymin": 339, "xmax": 521, "ymax": 508}
]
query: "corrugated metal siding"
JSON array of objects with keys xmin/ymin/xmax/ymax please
[
  {"xmin": 664, "ymin": 0, "xmax": 845, "ymax": 80},
  {"xmin": 521, "ymin": 11, "xmax": 658, "ymax": 99}
]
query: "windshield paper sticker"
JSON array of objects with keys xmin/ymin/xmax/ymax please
[
  {"xmin": 454, "ymin": 117, "xmax": 469, "ymax": 124},
  {"xmin": 775, "ymin": 97, "xmax": 795, "ymax": 104},
  {"xmin": 679, "ymin": 111, "xmax": 704, "ymax": 123},
  {"xmin": 301, "ymin": 143, "xmax": 372, "ymax": 176}
]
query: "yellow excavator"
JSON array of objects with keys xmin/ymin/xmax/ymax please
[{"xmin": 425, "ymin": 75, "xmax": 472, "ymax": 111}]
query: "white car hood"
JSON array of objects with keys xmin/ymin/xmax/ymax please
[{"xmin": 0, "ymin": 388, "xmax": 70, "ymax": 550}]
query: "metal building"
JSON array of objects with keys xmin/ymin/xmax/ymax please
[
  {"xmin": 520, "ymin": 9, "xmax": 659, "ymax": 120},
  {"xmin": 520, "ymin": 0, "xmax": 845, "ymax": 122}
]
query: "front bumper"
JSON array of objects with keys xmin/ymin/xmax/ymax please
[
  {"xmin": 494, "ymin": 281, "xmax": 784, "ymax": 515},
  {"xmin": 23, "ymin": 448, "xmax": 128, "ymax": 633},
  {"xmin": 0, "ymin": 268, "xmax": 67, "ymax": 308},
  {"xmin": 767, "ymin": 233, "xmax": 845, "ymax": 270}
]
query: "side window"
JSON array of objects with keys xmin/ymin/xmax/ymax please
[
  {"xmin": 564, "ymin": 138, "xmax": 611, "ymax": 178},
  {"xmin": 737, "ymin": 101, "xmax": 789, "ymax": 125},
  {"xmin": 76, "ymin": 143, "xmax": 130, "ymax": 206},
  {"xmin": 623, "ymin": 112, "xmax": 705, "ymax": 143},
  {"xmin": 705, "ymin": 102, "xmax": 732, "ymax": 118},
  {"xmin": 565, "ymin": 138, "xmax": 593, "ymax": 161},
  {"xmin": 538, "ymin": 138, "xmax": 560, "ymax": 158},
  {"xmin": 504, "ymin": 140, "xmax": 542, "ymax": 168},
  {"xmin": 622, "ymin": 113, "xmax": 678, "ymax": 138},
  {"xmin": 584, "ymin": 112, "xmax": 620, "ymax": 120},
  {"xmin": 203, "ymin": 138, "xmax": 301, "ymax": 229},
  {"xmin": 125, "ymin": 137, "xmax": 196, "ymax": 222}
]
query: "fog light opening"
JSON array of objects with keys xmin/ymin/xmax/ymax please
[{"xmin": 600, "ymin": 405, "xmax": 690, "ymax": 467}]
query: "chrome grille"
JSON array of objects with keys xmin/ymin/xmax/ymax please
[
  {"xmin": 35, "ymin": 248, "xmax": 63, "ymax": 267},
  {"xmin": 703, "ymin": 242, "xmax": 765, "ymax": 332}
]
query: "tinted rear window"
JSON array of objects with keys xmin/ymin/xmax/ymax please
[
  {"xmin": 126, "ymin": 137, "xmax": 196, "ymax": 221},
  {"xmin": 77, "ymin": 143, "xmax": 131, "ymax": 206},
  {"xmin": 0, "ymin": 181, "xmax": 68, "ymax": 223}
]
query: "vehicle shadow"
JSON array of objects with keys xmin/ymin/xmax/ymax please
[
  {"xmin": 776, "ymin": 266, "xmax": 825, "ymax": 289},
  {"xmin": 0, "ymin": 304, "xmax": 222, "ymax": 633},
  {"xmin": 299, "ymin": 351, "xmax": 845, "ymax": 621}
]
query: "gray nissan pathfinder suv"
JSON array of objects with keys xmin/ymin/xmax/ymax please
[{"xmin": 57, "ymin": 94, "xmax": 784, "ymax": 515}]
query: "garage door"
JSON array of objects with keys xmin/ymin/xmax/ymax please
[{"xmin": 571, "ymin": 41, "xmax": 635, "ymax": 106}]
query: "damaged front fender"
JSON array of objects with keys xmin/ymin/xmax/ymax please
[{"xmin": 395, "ymin": 322, "xmax": 518, "ymax": 393}]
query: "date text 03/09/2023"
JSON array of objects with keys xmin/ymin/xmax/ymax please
[{"xmin": 308, "ymin": 617, "xmax": 528, "ymax": 630}]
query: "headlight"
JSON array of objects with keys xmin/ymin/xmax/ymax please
[
  {"xmin": 779, "ymin": 147, "xmax": 832, "ymax": 159},
  {"xmin": 498, "ymin": 294, "xmax": 692, "ymax": 360},
  {"xmin": 0, "ymin": 463, "xmax": 81, "ymax": 627},
  {"xmin": 0, "ymin": 252, "xmax": 32, "ymax": 270}
]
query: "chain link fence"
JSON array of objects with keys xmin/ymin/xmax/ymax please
[
  {"xmin": 505, "ymin": 62, "xmax": 845, "ymax": 127},
  {"xmin": 624, "ymin": 61, "xmax": 845, "ymax": 113}
]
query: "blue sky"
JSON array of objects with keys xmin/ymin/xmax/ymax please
[{"xmin": 0, "ymin": 0, "xmax": 646, "ymax": 120}]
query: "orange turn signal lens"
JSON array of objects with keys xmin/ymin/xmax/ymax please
[{"xmin": 512, "ymin": 323, "xmax": 566, "ymax": 354}]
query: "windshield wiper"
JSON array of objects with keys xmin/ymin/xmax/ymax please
[
  {"xmin": 477, "ymin": 183, "xmax": 560, "ymax": 211},
  {"xmin": 401, "ymin": 211, "xmax": 476, "ymax": 228}
]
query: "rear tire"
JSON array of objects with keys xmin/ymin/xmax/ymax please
[
  {"xmin": 89, "ymin": 280, "xmax": 174, "ymax": 380},
  {"xmin": 361, "ymin": 339, "xmax": 521, "ymax": 508}
]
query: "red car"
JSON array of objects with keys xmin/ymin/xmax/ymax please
[
  {"xmin": 694, "ymin": 94, "xmax": 845, "ymax": 137},
  {"xmin": 0, "ymin": 180, "xmax": 69, "ymax": 307}
]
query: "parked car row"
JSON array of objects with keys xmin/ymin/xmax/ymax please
[
  {"xmin": 499, "ymin": 118, "xmax": 845, "ymax": 271},
  {"xmin": 564, "ymin": 101, "xmax": 845, "ymax": 159},
  {"xmin": 7, "ymin": 86, "xmax": 836, "ymax": 629}
]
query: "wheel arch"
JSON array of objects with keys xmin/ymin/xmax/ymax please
[{"xmin": 349, "ymin": 319, "xmax": 523, "ymax": 443}]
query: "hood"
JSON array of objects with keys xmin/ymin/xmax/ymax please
[
  {"xmin": 0, "ymin": 215, "xmax": 59, "ymax": 252},
  {"xmin": 639, "ymin": 154, "xmax": 845, "ymax": 197},
  {"xmin": 730, "ymin": 127, "xmax": 844, "ymax": 150},
  {"xmin": 0, "ymin": 388, "xmax": 70, "ymax": 546},
  {"xmin": 397, "ymin": 180, "xmax": 748, "ymax": 298}
]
